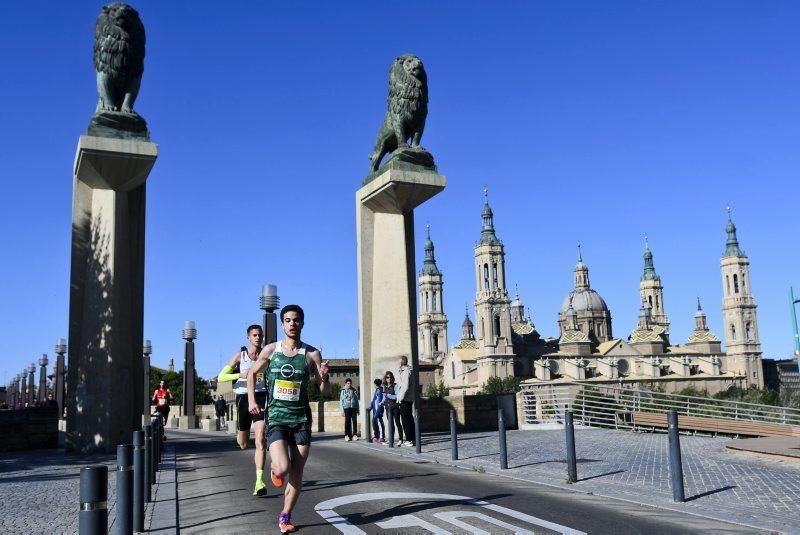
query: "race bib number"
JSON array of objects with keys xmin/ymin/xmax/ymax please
[
  {"xmin": 274, "ymin": 379, "xmax": 301, "ymax": 401},
  {"xmin": 157, "ymin": 397, "xmax": 167, "ymax": 407},
  {"xmin": 256, "ymin": 372, "xmax": 265, "ymax": 384}
]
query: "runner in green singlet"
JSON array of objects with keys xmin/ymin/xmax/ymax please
[{"xmin": 247, "ymin": 304, "xmax": 329, "ymax": 534}]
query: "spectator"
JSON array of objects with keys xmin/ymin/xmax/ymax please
[
  {"xmin": 382, "ymin": 371, "xmax": 402, "ymax": 446},
  {"xmin": 214, "ymin": 395, "xmax": 227, "ymax": 429},
  {"xmin": 339, "ymin": 378, "xmax": 359, "ymax": 441},
  {"xmin": 42, "ymin": 393, "xmax": 59, "ymax": 412},
  {"xmin": 370, "ymin": 378, "xmax": 385, "ymax": 443},
  {"xmin": 396, "ymin": 356, "xmax": 415, "ymax": 447}
]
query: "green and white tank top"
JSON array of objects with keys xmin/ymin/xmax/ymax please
[
  {"xmin": 267, "ymin": 341, "xmax": 310, "ymax": 425},
  {"xmin": 233, "ymin": 349, "xmax": 267, "ymax": 395}
]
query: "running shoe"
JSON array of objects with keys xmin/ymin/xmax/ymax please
[
  {"xmin": 271, "ymin": 470, "xmax": 285, "ymax": 488},
  {"xmin": 252, "ymin": 479, "xmax": 267, "ymax": 497},
  {"xmin": 344, "ymin": 436, "xmax": 351, "ymax": 441},
  {"xmin": 278, "ymin": 512, "xmax": 296, "ymax": 533}
]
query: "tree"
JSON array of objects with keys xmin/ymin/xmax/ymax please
[
  {"xmin": 150, "ymin": 370, "xmax": 212, "ymax": 406},
  {"xmin": 478, "ymin": 376, "xmax": 517, "ymax": 395}
]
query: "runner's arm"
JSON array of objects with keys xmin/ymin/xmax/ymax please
[
  {"xmin": 247, "ymin": 343, "xmax": 276, "ymax": 414},
  {"xmin": 217, "ymin": 351, "xmax": 242, "ymax": 382},
  {"xmin": 307, "ymin": 347, "xmax": 330, "ymax": 394}
]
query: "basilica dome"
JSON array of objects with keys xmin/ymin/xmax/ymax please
[{"xmin": 560, "ymin": 289, "xmax": 609, "ymax": 314}]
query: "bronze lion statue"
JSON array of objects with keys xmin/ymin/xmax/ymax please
[
  {"xmin": 369, "ymin": 55, "xmax": 429, "ymax": 172},
  {"xmin": 93, "ymin": 3, "xmax": 145, "ymax": 114}
]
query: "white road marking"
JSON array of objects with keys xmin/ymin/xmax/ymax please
[
  {"xmin": 434, "ymin": 510, "xmax": 534, "ymax": 534},
  {"xmin": 376, "ymin": 514, "xmax": 452, "ymax": 534},
  {"xmin": 314, "ymin": 492, "xmax": 586, "ymax": 535}
]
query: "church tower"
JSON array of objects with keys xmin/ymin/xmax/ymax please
[
  {"xmin": 639, "ymin": 235, "xmax": 670, "ymax": 338},
  {"xmin": 473, "ymin": 188, "xmax": 515, "ymax": 384},
  {"xmin": 418, "ymin": 224, "xmax": 448, "ymax": 364},
  {"xmin": 720, "ymin": 208, "xmax": 763, "ymax": 387}
]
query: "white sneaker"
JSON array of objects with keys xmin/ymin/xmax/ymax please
[
  {"xmin": 344, "ymin": 436, "xmax": 351, "ymax": 442},
  {"xmin": 354, "ymin": 435, "xmax": 360, "ymax": 440}
]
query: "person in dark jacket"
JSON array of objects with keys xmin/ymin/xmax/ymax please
[
  {"xmin": 214, "ymin": 395, "xmax": 228, "ymax": 429},
  {"xmin": 370, "ymin": 378, "xmax": 385, "ymax": 443}
]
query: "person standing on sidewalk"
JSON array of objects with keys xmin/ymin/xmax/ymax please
[
  {"xmin": 396, "ymin": 356, "xmax": 415, "ymax": 447},
  {"xmin": 217, "ymin": 324, "xmax": 269, "ymax": 496},
  {"xmin": 247, "ymin": 304, "xmax": 330, "ymax": 533},
  {"xmin": 370, "ymin": 378, "xmax": 385, "ymax": 443},
  {"xmin": 339, "ymin": 378, "xmax": 359, "ymax": 441},
  {"xmin": 214, "ymin": 395, "xmax": 227, "ymax": 429},
  {"xmin": 382, "ymin": 371, "xmax": 402, "ymax": 446}
]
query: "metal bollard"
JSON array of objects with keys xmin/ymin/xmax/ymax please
[
  {"xmin": 133, "ymin": 431, "xmax": 144, "ymax": 532},
  {"xmin": 143, "ymin": 424, "xmax": 152, "ymax": 503},
  {"xmin": 365, "ymin": 408, "xmax": 372, "ymax": 442},
  {"xmin": 79, "ymin": 465, "xmax": 108, "ymax": 535},
  {"xmin": 565, "ymin": 410, "xmax": 578, "ymax": 483},
  {"xmin": 668, "ymin": 411, "xmax": 685, "ymax": 502},
  {"xmin": 414, "ymin": 408, "xmax": 421, "ymax": 454},
  {"xmin": 387, "ymin": 409, "xmax": 395, "ymax": 448},
  {"xmin": 498, "ymin": 408, "xmax": 508, "ymax": 469},
  {"xmin": 116, "ymin": 444, "xmax": 133, "ymax": 535},
  {"xmin": 450, "ymin": 410, "xmax": 458, "ymax": 461},
  {"xmin": 151, "ymin": 418, "xmax": 159, "ymax": 476}
]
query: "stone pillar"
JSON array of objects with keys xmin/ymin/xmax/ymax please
[
  {"xmin": 27, "ymin": 363, "xmax": 36, "ymax": 407},
  {"xmin": 142, "ymin": 340, "xmax": 152, "ymax": 424},
  {"xmin": 66, "ymin": 135, "xmax": 158, "ymax": 453},
  {"xmin": 357, "ymin": 168, "xmax": 446, "ymax": 414},
  {"xmin": 20, "ymin": 370, "xmax": 27, "ymax": 407},
  {"xmin": 55, "ymin": 339, "xmax": 66, "ymax": 418},
  {"xmin": 37, "ymin": 354, "xmax": 49, "ymax": 404}
]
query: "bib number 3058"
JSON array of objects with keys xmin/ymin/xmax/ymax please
[{"xmin": 274, "ymin": 379, "xmax": 301, "ymax": 401}]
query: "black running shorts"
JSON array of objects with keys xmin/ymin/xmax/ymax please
[
  {"xmin": 266, "ymin": 421, "xmax": 312, "ymax": 447},
  {"xmin": 236, "ymin": 392, "xmax": 267, "ymax": 432}
]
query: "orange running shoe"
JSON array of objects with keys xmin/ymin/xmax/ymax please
[
  {"xmin": 271, "ymin": 470, "xmax": 285, "ymax": 488},
  {"xmin": 278, "ymin": 512, "xmax": 296, "ymax": 533}
]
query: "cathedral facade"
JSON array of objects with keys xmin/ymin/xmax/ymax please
[{"xmin": 427, "ymin": 196, "xmax": 763, "ymax": 395}]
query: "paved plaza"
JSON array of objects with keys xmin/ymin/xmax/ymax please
[{"xmin": 362, "ymin": 427, "xmax": 800, "ymax": 533}]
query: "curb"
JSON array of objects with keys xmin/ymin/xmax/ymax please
[{"xmin": 145, "ymin": 445, "xmax": 177, "ymax": 533}]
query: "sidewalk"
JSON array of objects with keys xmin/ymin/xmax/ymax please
[{"xmin": 359, "ymin": 427, "xmax": 800, "ymax": 534}]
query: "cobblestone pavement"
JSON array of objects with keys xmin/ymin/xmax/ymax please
[
  {"xmin": 362, "ymin": 428, "xmax": 800, "ymax": 533},
  {"xmin": 0, "ymin": 449, "xmax": 119, "ymax": 534}
]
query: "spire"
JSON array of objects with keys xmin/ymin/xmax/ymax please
[
  {"xmin": 574, "ymin": 241, "xmax": 590, "ymax": 290},
  {"xmin": 642, "ymin": 233, "xmax": 658, "ymax": 280},
  {"xmin": 461, "ymin": 305, "xmax": 475, "ymax": 340},
  {"xmin": 421, "ymin": 223, "xmax": 440, "ymax": 274},
  {"xmin": 694, "ymin": 297, "xmax": 709, "ymax": 331},
  {"xmin": 479, "ymin": 186, "xmax": 500, "ymax": 245},
  {"xmin": 723, "ymin": 205, "xmax": 744, "ymax": 258}
]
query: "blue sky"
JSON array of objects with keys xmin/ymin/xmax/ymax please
[{"xmin": 1, "ymin": 1, "xmax": 798, "ymax": 383}]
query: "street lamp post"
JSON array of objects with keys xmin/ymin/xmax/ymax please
[
  {"xmin": 143, "ymin": 340, "xmax": 152, "ymax": 423},
  {"xmin": 182, "ymin": 322, "xmax": 197, "ymax": 420},
  {"xmin": 260, "ymin": 284, "xmax": 280, "ymax": 345},
  {"xmin": 791, "ymin": 287, "xmax": 800, "ymax": 373},
  {"xmin": 38, "ymin": 354, "xmax": 48, "ymax": 404},
  {"xmin": 55, "ymin": 338, "xmax": 67, "ymax": 418},
  {"xmin": 27, "ymin": 363, "xmax": 36, "ymax": 406}
]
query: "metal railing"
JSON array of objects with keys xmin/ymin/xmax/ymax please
[{"xmin": 521, "ymin": 382, "xmax": 800, "ymax": 431}]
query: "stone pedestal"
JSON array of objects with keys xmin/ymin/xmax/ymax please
[
  {"xmin": 66, "ymin": 135, "xmax": 158, "ymax": 453},
  {"xmin": 178, "ymin": 415, "xmax": 199, "ymax": 430},
  {"xmin": 356, "ymin": 167, "xmax": 446, "ymax": 413},
  {"xmin": 200, "ymin": 418, "xmax": 219, "ymax": 432},
  {"xmin": 226, "ymin": 421, "xmax": 237, "ymax": 434}
]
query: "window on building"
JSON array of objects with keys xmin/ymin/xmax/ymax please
[
  {"xmin": 433, "ymin": 332, "xmax": 439, "ymax": 352},
  {"xmin": 741, "ymin": 275, "xmax": 746, "ymax": 292},
  {"xmin": 492, "ymin": 263, "xmax": 498, "ymax": 288},
  {"xmin": 730, "ymin": 323, "xmax": 737, "ymax": 341},
  {"xmin": 733, "ymin": 274, "xmax": 739, "ymax": 293},
  {"xmin": 745, "ymin": 321, "xmax": 752, "ymax": 341},
  {"xmin": 726, "ymin": 275, "xmax": 730, "ymax": 295},
  {"xmin": 425, "ymin": 292, "xmax": 429, "ymax": 312},
  {"xmin": 432, "ymin": 290, "xmax": 437, "ymax": 311},
  {"xmin": 655, "ymin": 295, "xmax": 659, "ymax": 311},
  {"xmin": 451, "ymin": 361, "xmax": 455, "ymax": 380},
  {"xmin": 494, "ymin": 315, "xmax": 501, "ymax": 339},
  {"xmin": 648, "ymin": 295, "xmax": 653, "ymax": 307},
  {"xmin": 483, "ymin": 264, "xmax": 489, "ymax": 290}
]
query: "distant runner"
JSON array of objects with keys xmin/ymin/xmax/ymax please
[
  {"xmin": 218, "ymin": 324, "xmax": 269, "ymax": 496},
  {"xmin": 247, "ymin": 304, "xmax": 329, "ymax": 533},
  {"xmin": 152, "ymin": 379, "xmax": 173, "ymax": 428}
]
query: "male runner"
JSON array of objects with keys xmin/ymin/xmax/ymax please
[
  {"xmin": 247, "ymin": 304, "xmax": 329, "ymax": 533},
  {"xmin": 217, "ymin": 324, "xmax": 269, "ymax": 496}
]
